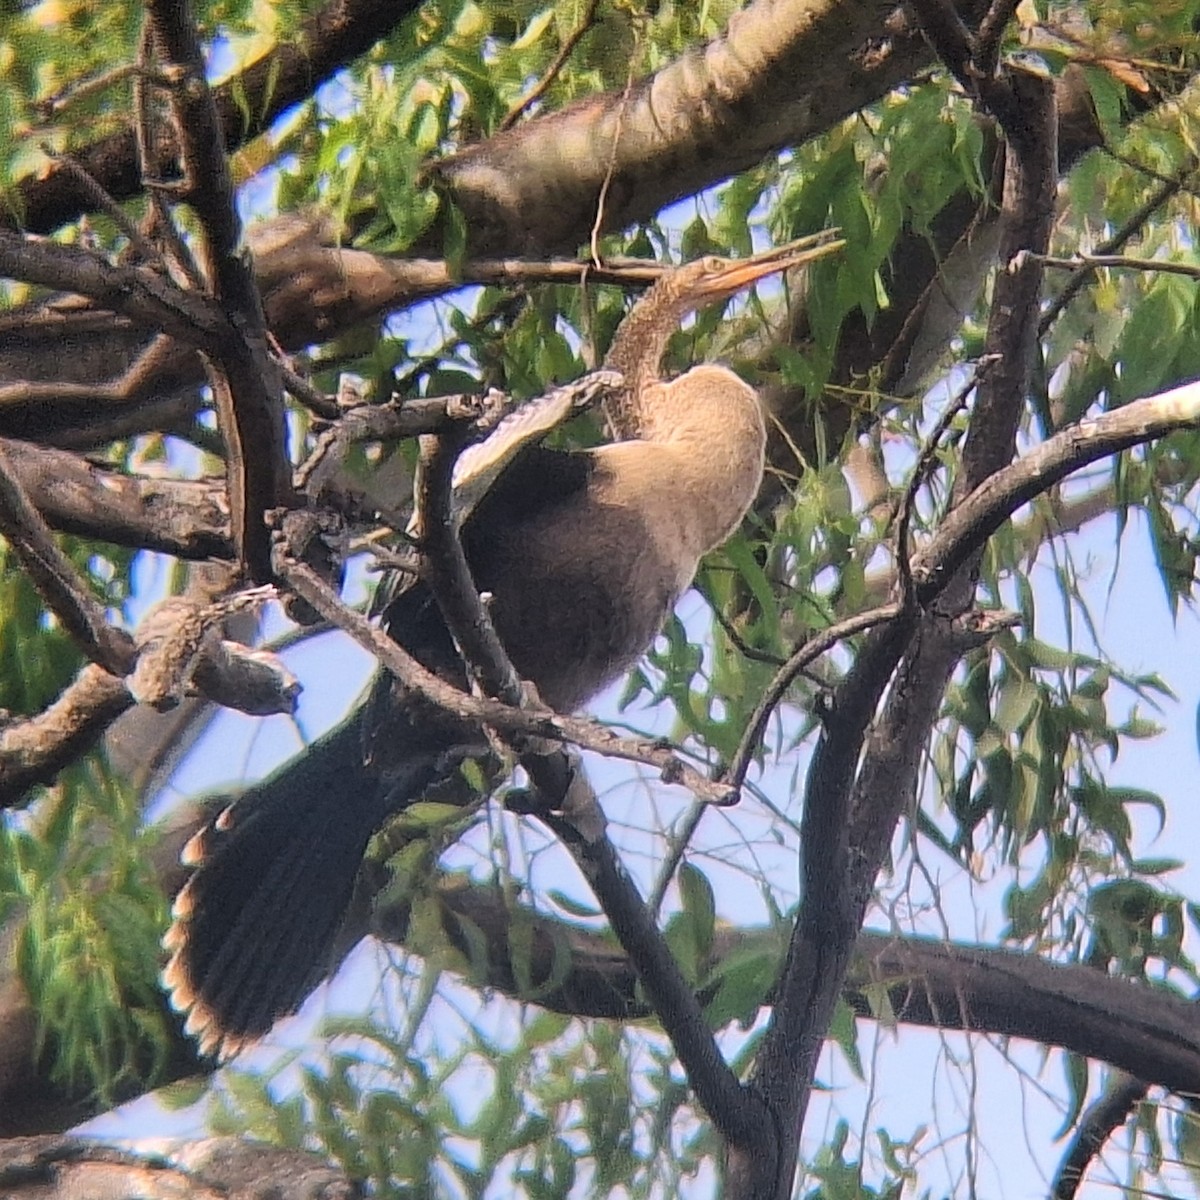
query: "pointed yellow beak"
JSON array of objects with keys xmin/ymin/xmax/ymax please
[{"xmin": 692, "ymin": 229, "xmax": 844, "ymax": 298}]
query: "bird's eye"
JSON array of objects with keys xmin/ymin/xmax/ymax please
[{"xmin": 702, "ymin": 255, "xmax": 725, "ymax": 273}]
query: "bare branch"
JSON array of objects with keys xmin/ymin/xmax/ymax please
[
  {"xmin": 0, "ymin": 1135, "xmax": 355, "ymax": 1199},
  {"xmin": 0, "ymin": 443, "xmax": 135, "ymax": 676},
  {"xmin": 723, "ymin": 603, "xmax": 905, "ymax": 793},
  {"xmin": 15, "ymin": 0, "xmax": 427, "ymax": 236},
  {"xmin": 536, "ymin": 796, "xmax": 767, "ymax": 1148},
  {"xmin": 0, "ymin": 665, "xmax": 135, "ymax": 806},
  {"xmin": 914, "ymin": 378, "xmax": 1200, "ymax": 599},
  {"xmin": 146, "ymin": 0, "xmax": 292, "ymax": 583},
  {"xmin": 1051, "ymin": 1074, "xmax": 1146, "ymax": 1200},
  {"xmin": 1, "ymin": 439, "xmax": 229, "ymax": 559},
  {"xmin": 975, "ymin": 0, "xmax": 1021, "ymax": 79},
  {"xmin": 0, "ymin": 232, "xmax": 229, "ymax": 349},
  {"xmin": 1036, "ymin": 251, "xmax": 1200, "ymax": 281},
  {"xmin": 0, "ymin": 593, "xmax": 299, "ymax": 807}
]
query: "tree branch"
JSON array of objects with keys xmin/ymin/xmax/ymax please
[
  {"xmin": 0, "ymin": 443, "xmax": 135, "ymax": 676},
  {"xmin": 914, "ymin": 378, "xmax": 1200, "ymax": 599},
  {"xmin": 1, "ymin": 439, "xmax": 230, "ymax": 559},
  {"xmin": 13, "ymin": 0, "xmax": 426, "ymax": 235},
  {"xmin": 146, "ymin": 0, "xmax": 292, "ymax": 583},
  {"xmin": 0, "ymin": 595, "xmax": 298, "ymax": 808},
  {"xmin": 0, "ymin": 233, "xmax": 230, "ymax": 351},
  {"xmin": 1051, "ymin": 1073, "xmax": 1146, "ymax": 1200}
]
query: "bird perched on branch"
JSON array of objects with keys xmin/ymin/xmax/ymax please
[{"xmin": 163, "ymin": 232, "xmax": 842, "ymax": 1059}]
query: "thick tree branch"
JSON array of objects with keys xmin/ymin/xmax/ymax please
[
  {"xmin": 430, "ymin": 0, "xmax": 986, "ymax": 256},
  {"xmin": 146, "ymin": 0, "xmax": 292, "ymax": 583},
  {"xmin": 0, "ymin": 233, "xmax": 230, "ymax": 351},
  {"xmin": 727, "ymin": 65, "xmax": 1060, "ymax": 1200},
  {"xmin": 0, "ymin": 1135, "xmax": 357, "ymax": 1199},
  {"xmin": 915, "ymin": 378, "xmax": 1200, "ymax": 598},
  {"xmin": 1, "ymin": 439, "xmax": 230, "ymax": 559},
  {"xmin": 0, "ymin": 598, "xmax": 298, "ymax": 808},
  {"xmin": 9, "ymin": 839, "xmax": 1200, "ymax": 1138},
  {"xmin": 0, "ymin": 666, "xmax": 135, "ymax": 807}
]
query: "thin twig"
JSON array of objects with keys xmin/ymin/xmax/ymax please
[
  {"xmin": 697, "ymin": 578, "xmax": 785, "ymax": 666},
  {"xmin": 1039, "ymin": 160, "xmax": 1198, "ymax": 336},
  {"xmin": 647, "ymin": 802, "xmax": 707, "ymax": 916},
  {"xmin": 272, "ymin": 543, "xmax": 734, "ymax": 803},
  {"xmin": 722, "ymin": 603, "xmax": 904, "ymax": 792},
  {"xmin": 35, "ymin": 63, "xmax": 168, "ymax": 120},
  {"xmin": 892, "ymin": 357, "xmax": 995, "ymax": 598},
  {"xmin": 1034, "ymin": 252, "xmax": 1200, "ymax": 280},
  {"xmin": 914, "ymin": 378, "xmax": 1200, "ymax": 598},
  {"xmin": 43, "ymin": 151, "xmax": 163, "ymax": 266},
  {"xmin": 589, "ymin": 62, "xmax": 637, "ymax": 267},
  {"xmin": 499, "ymin": 0, "xmax": 601, "ymax": 131},
  {"xmin": 278, "ymin": 361, "xmax": 340, "ymax": 420},
  {"xmin": 0, "ymin": 442, "xmax": 136, "ymax": 676}
]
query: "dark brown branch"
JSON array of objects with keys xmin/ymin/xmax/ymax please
[
  {"xmin": 536, "ymin": 802, "xmax": 766, "ymax": 1148},
  {"xmin": 0, "ymin": 443, "xmax": 135, "ymax": 676},
  {"xmin": 416, "ymin": 432, "xmax": 524, "ymax": 705},
  {"xmin": 14, "ymin": 0, "xmax": 426, "ymax": 236},
  {"xmin": 10, "ymin": 840, "xmax": 1200, "ymax": 1135},
  {"xmin": 0, "ymin": 233, "xmax": 230, "ymax": 350},
  {"xmin": 910, "ymin": 0, "xmax": 978, "ymax": 87},
  {"xmin": 1, "ymin": 439, "xmax": 230, "ymax": 559},
  {"xmin": 914, "ymin": 379, "xmax": 1200, "ymax": 600},
  {"xmin": 975, "ymin": 0, "xmax": 1020, "ymax": 79},
  {"xmin": 146, "ymin": 0, "xmax": 292, "ymax": 583},
  {"xmin": 1051, "ymin": 1073, "xmax": 1146, "ymax": 1200},
  {"xmin": 732, "ymin": 68, "xmax": 1059, "ymax": 1200},
  {"xmin": 730, "ymin": 615, "xmax": 913, "ymax": 1198},
  {"xmin": 954, "ymin": 68, "xmax": 1057, "ymax": 501},
  {"xmin": 723, "ymin": 603, "xmax": 904, "ymax": 792},
  {"xmin": 908, "ymin": 0, "xmax": 1023, "ymax": 131}
]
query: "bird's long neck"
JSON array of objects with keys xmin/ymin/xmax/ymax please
[{"xmin": 601, "ymin": 279, "xmax": 687, "ymax": 440}]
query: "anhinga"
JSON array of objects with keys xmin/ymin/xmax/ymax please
[{"xmin": 164, "ymin": 234, "xmax": 838, "ymax": 1058}]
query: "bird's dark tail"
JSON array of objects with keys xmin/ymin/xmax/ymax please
[{"xmin": 162, "ymin": 710, "xmax": 431, "ymax": 1060}]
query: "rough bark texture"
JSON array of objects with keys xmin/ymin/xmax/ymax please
[{"xmin": 0, "ymin": 0, "xmax": 1192, "ymax": 1194}]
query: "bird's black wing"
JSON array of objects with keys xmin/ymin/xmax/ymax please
[{"xmin": 163, "ymin": 438, "xmax": 592, "ymax": 1059}]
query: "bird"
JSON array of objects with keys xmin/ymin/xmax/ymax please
[{"xmin": 162, "ymin": 232, "xmax": 842, "ymax": 1059}]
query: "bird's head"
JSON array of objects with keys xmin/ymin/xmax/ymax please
[{"xmin": 674, "ymin": 231, "xmax": 845, "ymax": 310}]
